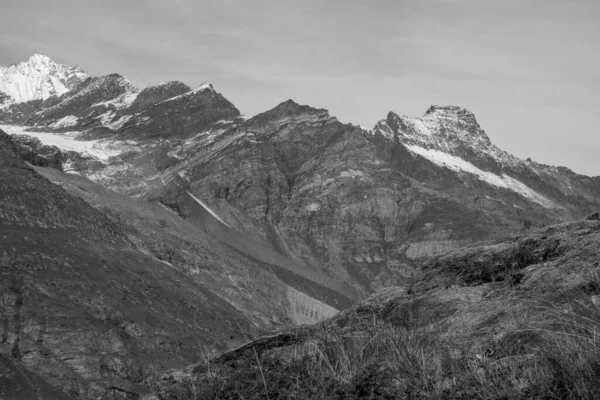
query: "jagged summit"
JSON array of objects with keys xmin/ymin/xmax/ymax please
[
  {"xmin": 424, "ymin": 104, "xmax": 473, "ymax": 116},
  {"xmin": 0, "ymin": 54, "xmax": 88, "ymax": 103},
  {"xmin": 263, "ymin": 99, "xmax": 329, "ymax": 118},
  {"xmin": 374, "ymin": 107, "xmax": 520, "ymax": 183},
  {"xmin": 243, "ymin": 100, "xmax": 333, "ymax": 130},
  {"xmin": 377, "ymin": 105, "xmax": 491, "ymax": 148},
  {"xmin": 424, "ymin": 105, "xmax": 481, "ymax": 128}
]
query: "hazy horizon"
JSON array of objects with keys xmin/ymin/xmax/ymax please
[{"xmin": 1, "ymin": 0, "xmax": 598, "ymax": 175}]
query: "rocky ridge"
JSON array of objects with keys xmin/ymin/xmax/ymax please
[{"xmin": 1, "ymin": 54, "xmax": 599, "ymax": 296}]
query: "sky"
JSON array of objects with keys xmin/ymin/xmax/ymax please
[{"xmin": 1, "ymin": 0, "xmax": 599, "ymax": 175}]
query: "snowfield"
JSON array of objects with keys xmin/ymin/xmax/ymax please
[
  {"xmin": 186, "ymin": 190, "xmax": 231, "ymax": 227},
  {"xmin": 405, "ymin": 144, "xmax": 555, "ymax": 208},
  {"xmin": 0, "ymin": 125, "xmax": 134, "ymax": 161}
]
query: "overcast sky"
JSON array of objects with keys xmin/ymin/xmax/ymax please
[{"xmin": 1, "ymin": 0, "xmax": 599, "ymax": 175}]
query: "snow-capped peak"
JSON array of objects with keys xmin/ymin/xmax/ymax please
[
  {"xmin": 373, "ymin": 106, "xmax": 556, "ymax": 208},
  {"xmin": 0, "ymin": 54, "xmax": 88, "ymax": 104},
  {"xmin": 375, "ymin": 106, "xmax": 499, "ymax": 162}
]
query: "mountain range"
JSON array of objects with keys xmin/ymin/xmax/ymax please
[{"xmin": 1, "ymin": 54, "xmax": 599, "ymax": 398}]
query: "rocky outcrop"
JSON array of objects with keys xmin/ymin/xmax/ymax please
[
  {"xmin": 10, "ymin": 134, "xmax": 64, "ymax": 170},
  {"xmin": 0, "ymin": 91, "xmax": 10, "ymax": 107}
]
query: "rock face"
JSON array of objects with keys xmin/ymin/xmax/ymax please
[
  {"xmin": 10, "ymin": 134, "xmax": 64, "ymax": 170},
  {"xmin": 0, "ymin": 54, "xmax": 88, "ymax": 104},
  {"xmin": 0, "ymin": 91, "xmax": 10, "ymax": 107}
]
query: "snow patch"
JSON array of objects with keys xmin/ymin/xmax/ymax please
[
  {"xmin": 178, "ymin": 170, "xmax": 190, "ymax": 181},
  {"xmin": 168, "ymin": 150, "xmax": 185, "ymax": 160},
  {"xmin": 405, "ymin": 144, "xmax": 555, "ymax": 208},
  {"xmin": 97, "ymin": 112, "xmax": 132, "ymax": 130},
  {"xmin": 156, "ymin": 82, "xmax": 213, "ymax": 105},
  {"xmin": 50, "ymin": 115, "xmax": 79, "ymax": 128},
  {"xmin": 340, "ymin": 169, "xmax": 364, "ymax": 178},
  {"xmin": 186, "ymin": 191, "xmax": 231, "ymax": 227},
  {"xmin": 306, "ymin": 203, "xmax": 321, "ymax": 212},
  {"xmin": 359, "ymin": 125, "xmax": 373, "ymax": 133},
  {"xmin": 92, "ymin": 91, "xmax": 139, "ymax": 110}
]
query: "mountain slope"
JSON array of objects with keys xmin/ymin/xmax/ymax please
[
  {"xmin": 1, "ymin": 118, "xmax": 351, "ymax": 397},
  {"xmin": 0, "ymin": 127, "xmax": 264, "ymax": 398},
  {"xmin": 156, "ymin": 215, "xmax": 600, "ymax": 399}
]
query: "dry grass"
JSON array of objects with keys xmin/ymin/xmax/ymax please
[{"xmin": 154, "ymin": 286, "xmax": 600, "ymax": 399}]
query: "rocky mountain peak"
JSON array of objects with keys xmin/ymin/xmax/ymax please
[
  {"xmin": 265, "ymin": 99, "xmax": 329, "ymax": 119},
  {"xmin": 374, "ymin": 107, "xmax": 520, "ymax": 176},
  {"xmin": 424, "ymin": 105, "xmax": 480, "ymax": 129},
  {"xmin": 380, "ymin": 105, "xmax": 491, "ymax": 148}
]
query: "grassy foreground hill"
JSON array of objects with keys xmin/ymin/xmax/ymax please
[{"xmin": 155, "ymin": 215, "xmax": 600, "ymax": 399}]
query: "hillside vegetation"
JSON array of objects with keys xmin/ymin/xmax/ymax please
[{"xmin": 155, "ymin": 215, "xmax": 600, "ymax": 399}]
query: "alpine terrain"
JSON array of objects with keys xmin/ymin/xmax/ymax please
[{"xmin": 1, "ymin": 54, "xmax": 599, "ymax": 399}]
